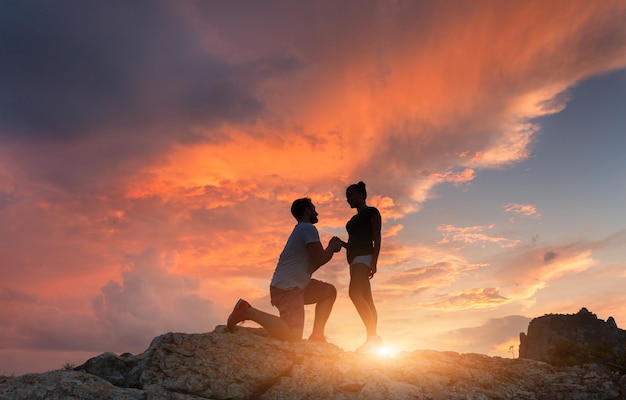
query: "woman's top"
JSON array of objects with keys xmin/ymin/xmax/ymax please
[{"xmin": 346, "ymin": 206, "xmax": 380, "ymax": 264}]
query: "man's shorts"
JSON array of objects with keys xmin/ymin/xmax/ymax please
[{"xmin": 270, "ymin": 278, "xmax": 334, "ymax": 332}]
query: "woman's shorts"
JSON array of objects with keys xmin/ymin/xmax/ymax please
[{"xmin": 351, "ymin": 254, "xmax": 373, "ymax": 267}]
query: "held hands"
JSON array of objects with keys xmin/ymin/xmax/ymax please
[{"xmin": 329, "ymin": 236, "xmax": 343, "ymax": 253}]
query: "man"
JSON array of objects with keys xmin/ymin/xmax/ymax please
[{"xmin": 227, "ymin": 197, "xmax": 342, "ymax": 342}]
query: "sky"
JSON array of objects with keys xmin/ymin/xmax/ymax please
[{"xmin": 1, "ymin": 0, "xmax": 626, "ymax": 375}]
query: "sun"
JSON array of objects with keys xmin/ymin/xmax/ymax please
[{"xmin": 375, "ymin": 345, "xmax": 399, "ymax": 357}]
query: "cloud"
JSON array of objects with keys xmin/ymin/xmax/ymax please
[
  {"xmin": 421, "ymin": 169, "xmax": 477, "ymax": 187},
  {"xmin": 382, "ymin": 261, "xmax": 485, "ymax": 292},
  {"xmin": 421, "ymin": 288, "xmax": 510, "ymax": 311},
  {"xmin": 0, "ymin": 1, "xmax": 290, "ymax": 141},
  {"xmin": 0, "ymin": 1, "xmax": 303, "ymax": 196},
  {"xmin": 0, "ymin": 291, "xmax": 105, "ymax": 352},
  {"xmin": 0, "ymin": 286, "xmax": 37, "ymax": 304},
  {"xmin": 434, "ymin": 315, "xmax": 531, "ymax": 355},
  {"xmin": 3, "ymin": 1, "xmax": 624, "ymax": 204},
  {"xmin": 504, "ymin": 203, "xmax": 541, "ymax": 222},
  {"xmin": 92, "ymin": 249, "xmax": 224, "ymax": 349},
  {"xmin": 383, "ymin": 263, "xmax": 457, "ymax": 290},
  {"xmin": 490, "ymin": 244, "xmax": 599, "ymax": 306},
  {"xmin": 0, "ymin": 1, "xmax": 623, "ymax": 249},
  {"xmin": 437, "ymin": 224, "xmax": 521, "ymax": 248},
  {"xmin": 383, "ymin": 224, "xmax": 404, "ymax": 238},
  {"xmin": 0, "ymin": 248, "xmax": 224, "ymax": 356}
]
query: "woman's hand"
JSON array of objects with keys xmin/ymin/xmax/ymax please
[{"xmin": 369, "ymin": 263, "xmax": 377, "ymax": 279}]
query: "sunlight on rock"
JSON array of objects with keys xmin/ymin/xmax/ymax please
[{"xmin": 375, "ymin": 345, "xmax": 398, "ymax": 357}]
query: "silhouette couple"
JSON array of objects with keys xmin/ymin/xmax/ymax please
[{"xmin": 227, "ymin": 181, "xmax": 382, "ymax": 353}]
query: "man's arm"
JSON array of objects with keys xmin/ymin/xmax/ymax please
[{"xmin": 307, "ymin": 237, "xmax": 341, "ymax": 273}]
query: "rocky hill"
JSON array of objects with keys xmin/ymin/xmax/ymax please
[
  {"xmin": 520, "ymin": 308, "xmax": 626, "ymax": 364},
  {"xmin": 2, "ymin": 325, "xmax": 626, "ymax": 399}
]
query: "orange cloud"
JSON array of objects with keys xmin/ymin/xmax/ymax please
[
  {"xmin": 127, "ymin": 2, "xmax": 626, "ymax": 216},
  {"xmin": 437, "ymin": 224, "xmax": 520, "ymax": 248},
  {"xmin": 491, "ymin": 246, "xmax": 599, "ymax": 306},
  {"xmin": 384, "ymin": 224, "xmax": 404, "ymax": 238},
  {"xmin": 504, "ymin": 203, "xmax": 541, "ymax": 222},
  {"xmin": 421, "ymin": 288, "xmax": 510, "ymax": 310}
]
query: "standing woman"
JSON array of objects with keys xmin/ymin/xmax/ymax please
[{"xmin": 342, "ymin": 181, "xmax": 383, "ymax": 352}]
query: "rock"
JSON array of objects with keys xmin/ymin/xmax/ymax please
[
  {"xmin": 2, "ymin": 325, "xmax": 626, "ymax": 399},
  {"xmin": 74, "ymin": 352, "xmax": 141, "ymax": 387},
  {"xmin": 519, "ymin": 307, "xmax": 626, "ymax": 362},
  {"xmin": 0, "ymin": 370, "xmax": 146, "ymax": 400}
]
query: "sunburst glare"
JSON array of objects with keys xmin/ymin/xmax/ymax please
[{"xmin": 376, "ymin": 345, "xmax": 399, "ymax": 357}]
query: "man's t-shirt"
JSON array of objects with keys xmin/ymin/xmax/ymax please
[{"xmin": 270, "ymin": 222, "xmax": 320, "ymax": 290}]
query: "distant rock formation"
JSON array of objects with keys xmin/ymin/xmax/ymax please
[
  {"xmin": 2, "ymin": 325, "xmax": 626, "ymax": 399},
  {"xmin": 519, "ymin": 307, "xmax": 626, "ymax": 362}
]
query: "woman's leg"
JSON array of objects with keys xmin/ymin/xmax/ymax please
[
  {"xmin": 349, "ymin": 264, "xmax": 378, "ymax": 337},
  {"xmin": 362, "ymin": 277, "xmax": 378, "ymax": 331}
]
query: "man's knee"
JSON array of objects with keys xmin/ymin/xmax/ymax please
[{"xmin": 306, "ymin": 280, "xmax": 336, "ymax": 304}]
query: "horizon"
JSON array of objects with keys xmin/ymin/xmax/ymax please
[{"xmin": 1, "ymin": 0, "xmax": 626, "ymax": 376}]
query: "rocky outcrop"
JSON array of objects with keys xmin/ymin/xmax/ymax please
[
  {"xmin": 519, "ymin": 308, "xmax": 626, "ymax": 362},
  {"xmin": 3, "ymin": 325, "xmax": 626, "ymax": 399}
]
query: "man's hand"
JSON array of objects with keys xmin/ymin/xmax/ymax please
[
  {"xmin": 329, "ymin": 236, "xmax": 343, "ymax": 253},
  {"xmin": 308, "ymin": 237, "xmax": 342, "ymax": 273}
]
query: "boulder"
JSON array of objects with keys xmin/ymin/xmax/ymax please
[{"xmin": 519, "ymin": 308, "xmax": 626, "ymax": 362}]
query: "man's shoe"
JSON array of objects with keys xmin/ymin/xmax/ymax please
[
  {"xmin": 227, "ymin": 299, "xmax": 250, "ymax": 333},
  {"xmin": 355, "ymin": 335, "xmax": 383, "ymax": 353}
]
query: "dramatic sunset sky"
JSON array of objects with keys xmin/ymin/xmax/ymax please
[{"xmin": 2, "ymin": 1, "xmax": 626, "ymax": 375}]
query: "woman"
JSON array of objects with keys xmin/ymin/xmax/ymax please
[{"xmin": 341, "ymin": 181, "xmax": 383, "ymax": 352}]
